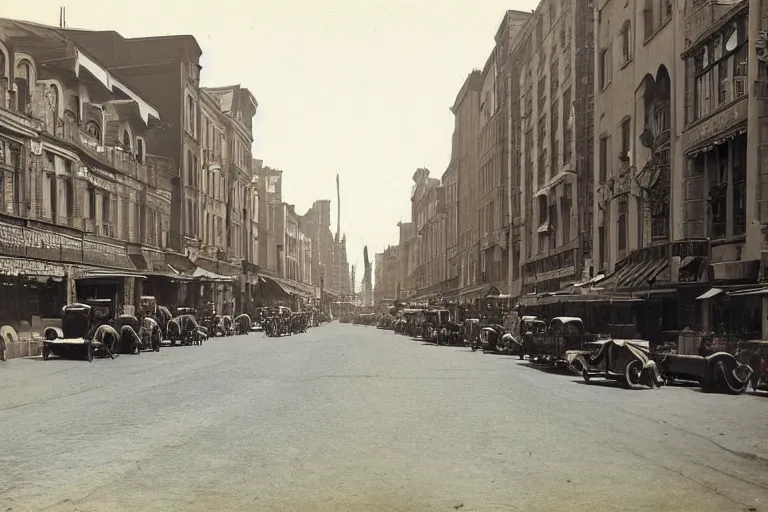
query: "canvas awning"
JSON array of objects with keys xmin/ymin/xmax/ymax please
[
  {"xmin": 728, "ymin": 287, "xmax": 768, "ymax": 297},
  {"xmin": 696, "ymin": 287, "xmax": 724, "ymax": 300},
  {"xmin": 192, "ymin": 267, "xmax": 236, "ymax": 282}
]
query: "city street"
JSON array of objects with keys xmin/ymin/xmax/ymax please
[{"xmin": 1, "ymin": 323, "xmax": 768, "ymax": 512}]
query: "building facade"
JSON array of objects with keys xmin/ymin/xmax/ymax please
[
  {"xmin": 374, "ymin": 245, "xmax": 399, "ymax": 307},
  {"xmin": 408, "ymin": 168, "xmax": 446, "ymax": 301},
  {"xmin": 518, "ymin": 0, "xmax": 595, "ymax": 297},
  {"xmin": 452, "ymin": 71, "xmax": 483, "ymax": 302}
]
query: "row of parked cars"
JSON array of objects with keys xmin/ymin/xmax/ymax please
[
  {"xmin": 41, "ymin": 296, "xmax": 254, "ymax": 362},
  {"xmin": 384, "ymin": 311, "xmax": 767, "ymax": 396}
]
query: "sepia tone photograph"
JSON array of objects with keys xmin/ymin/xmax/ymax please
[{"xmin": 1, "ymin": 0, "xmax": 768, "ymax": 510}]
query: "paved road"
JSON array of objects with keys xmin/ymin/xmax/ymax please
[{"xmin": 1, "ymin": 323, "xmax": 767, "ymax": 512}]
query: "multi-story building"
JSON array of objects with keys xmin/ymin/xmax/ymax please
[
  {"xmin": 201, "ymin": 86, "xmax": 257, "ymax": 264},
  {"xmin": 451, "ymin": 71, "xmax": 483, "ymax": 303},
  {"xmin": 374, "ymin": 245, "xmax": 399, "ymax": 307},
  {"xmin": 396, "ymin": 221, "xmax": 416, "ymax": 299},
  {"xmin": 62, "ymin": 28, "xmax": 204, "ymax": 254},
  {"xmin": 408, "ymin": 168, "xmax": 446, "ymax": 301},
  {"xmin": 517, "ymin": 0, "xmax": 595, "ymax": 298},
  {"xmin": 0, "ymin": 19, "xmax": 180, "ymax": 355},
  {"xmin": 675, "ymin": 0, "xmax": 762, "ymax": 337},
  {"xmin": 476, "ymin": 11, "xmax": 531, "ymax": 300},
  {"xmin": 198, "ymin": 89, "xmax": 227, "ymax": 259}
]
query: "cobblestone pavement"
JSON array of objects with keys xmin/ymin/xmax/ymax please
[{"xmin": 1, "ymin": 323, "xmax": 768, "ymax": 512}]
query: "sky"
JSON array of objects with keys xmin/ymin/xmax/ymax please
[{"xmin": 3, "ymin": 0, "xmax": 538, "ymax": 279}]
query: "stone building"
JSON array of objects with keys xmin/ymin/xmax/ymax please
[
  {"xmin": 198, "ymin": 89, "xmax": 227, "ymax": 260},
  {"xmin": 374, "ymin": 245, "xmax": 399, "ymax": 307},
  {"xmin": 408, "ymin": 168, "xmax": 446, "ymax": 301},
  {"xmin": 475, "ymin": 11, "xmax": 531, "ymax": 301},
  {"xmin": 517, "ymin": 0, "xmax": 595, "ymax": 298},
  {"xmin": 451, "ymin": 71, "xmax": 483, "ymax": 303},
  {"xmin": 396, "ymin": 220, "xmax": 416, "ymax": 299},
  {"xmin": 197, "ymin": 85, "xmax": 257, "ymax": 313}
]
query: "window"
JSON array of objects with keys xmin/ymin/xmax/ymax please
[
  {"xmin": 598, "ymin": 226, "xmax": 606, "ymax": 268},
  {"xmin": 538, "ymin": 195, "xmax": 548, "ymax": 224},
  {"xmin": 562, "ymin": 87, "xmax": 572, "ymax": 164},
  {"xmin": 618, "ymin": 198, "xmax": 627, "ymax": 254},
  {"xmin": 102, "ymin": 193, "xmax": 110, "ymax": 223},
  {"xmin": 620, "ymin": 21, "xmax": 632, "ymax": 64},
  {"xmin": 693, "ymin": 19, "xmax": 747, "ymax": 122},
  {"xmin": 643, "ymin": 0, "xmax": 654, "ymax": 40},
  {"xmin": 599, "ymin": 47, "xmax": 612, "ymax": 89},
  {"xmin": 136, "ymin": 138, "xmax": 145, "ymax": 163},
  {"xmin": 186, "ymin": 94, "xmax": 197, "ymax": 136},
  {"xmin": 15, "ymin": 61, "xmax": 31, "ymax": 113},
  {"xmin": 551, "ymin": 99, "xmax": 559, "ymax": 172},
  {"xmin": 599, "ymin": 135, "xmax": 610, "ymax": 182},
  {"xmin": 561, "ymin": 183, "xmax": 572, "ymax": 243},
  {"xmin": 732, "ymin": 135, "xmax": 746, "ymax": 236},
  {"xmin": 620, "ymin": 117, "xmax": 631, "ymax": 156},
  {"xmin": 122, "ymin": 130, "xmax": 131, "ymax": 150}
]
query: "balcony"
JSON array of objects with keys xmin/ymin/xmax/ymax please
[
  {"xmin": 684, "ymin": 0, "xmax": 744, "ymax": 52},
  {"xmin": 54, "ymin": 119, "xmax": 148, "ymax": 180},
  {"xmin": 682, "ymin": 96, "xmax": 747, "ymax": 154}
]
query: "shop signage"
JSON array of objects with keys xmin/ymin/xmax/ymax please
[{"xmin": 0, "ymin": 221, "xmax": 133, "ymax": 269}]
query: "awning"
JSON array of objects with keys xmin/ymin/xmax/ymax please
[
  {"xmin": 259, "ymin": 275, "xmax": 313, "ymax": 298},
  {"xmin": 728, "ymin": 287, "xmax": 768, "ymax": 297},
  {"xmin": 76, "ymin": 267, "xmax": 146, "ymax": 280},
  {"xmin": 696, "ymin": 287, "xmax": 724, "ymax": 300},
  {"xmin": 192, "ymin": 267, "xmax": 236, "ymax": 282}
]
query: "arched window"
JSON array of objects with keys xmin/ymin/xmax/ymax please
[
  {"xmin": 85, "ymin": 121, "xmax": 101, "ymax": 140},
  {"xmin": 122, "ymin": 130, "xmax": 131, "ymax": 149},
  {"xmin": 15, "ymin": 60, "xmax": 32, "ymax": 112}
]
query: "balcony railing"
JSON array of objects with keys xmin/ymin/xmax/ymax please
[{"xmin": 54, "ymin": 119, "xmax": 147, "ymax": 180}]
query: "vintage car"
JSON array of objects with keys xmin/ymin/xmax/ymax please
[
  {"xmin": 219, "ymin": 315, "xmax": 234, "ymax": 336},
  {"xmin": 514, "ymin": 316, "xmax": 548, "ymax": 360},
  {"xmin": 480, "ymin": 323, "xmax": 508, "ymax": 353},
  {"xmin": 567, "ymin": 338, "xmax": 664, "ymax": 389},
  {"xmin": 167, "ymin": 313, "xmax": 203, "ymax": 346},
  {"xmin": 234, "ymin": 313, "xmax": 251, "ymax": 335},
  {"xmin": 465, "ymin": 319, "xmax": 481, "ymax": 351},
  {"xmin": 116, "ymin": 314, "xmax": 143, "ymax": 354},
  {"xmin": 653, "ymin": 337, "xmax": 754, "ymax": 395},
  {"xmin": 528, "ymin": 317, "xmax": 596, "ymax": 368},
  {"xmin": 42, "ymin": 300, "xmax": 120, "ymax": 362}
]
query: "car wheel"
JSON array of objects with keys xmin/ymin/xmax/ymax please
[
  {"xmin": 625, "ymin": 360, "xmax": 643, "ymax": 388},
  {"xmin": 85, "ymin": 343, "xmax": 94, "ymax": 363}
]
